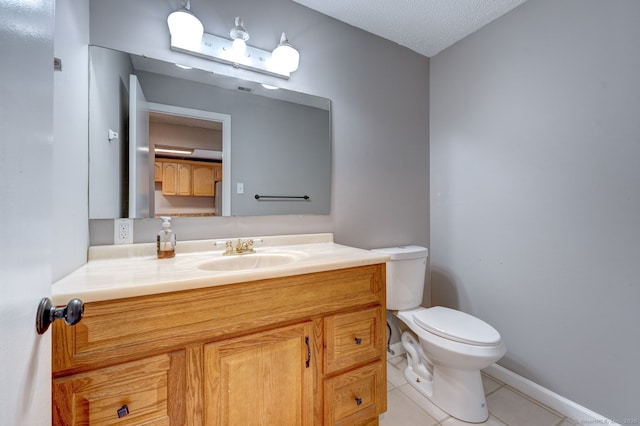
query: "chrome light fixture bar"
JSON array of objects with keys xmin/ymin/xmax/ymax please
[
  {"xmin": 168, "ymin": 8, "xmax": 300, "ymax": 79},
  {"xmin": 170, "ymin": 31, "xmax": 295, "ymax": 79}
]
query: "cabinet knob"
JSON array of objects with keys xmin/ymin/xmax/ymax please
[
  {"xmin": 354, "ymin": 337, "xmax": 362, "ymax": 345},
  {"xmin": 117, "ymin": 404, "xmax": 129, "ymax": 418},
  {"xmin": 355, "ymin": 397, "xmax": 363, "ymax": 406}
]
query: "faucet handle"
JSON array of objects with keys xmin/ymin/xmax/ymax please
[
  {"xmin": 216, "ymin": 240, "xmax": 234, "ymax": 255},
  {"xmin": 246, "ymin": 238, "xmax": 263, "ymax": 252}
]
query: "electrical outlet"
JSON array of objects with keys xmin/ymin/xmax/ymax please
[{"xmin": 114, "ymin": 218, "xmax": 133, "ymax": 244}]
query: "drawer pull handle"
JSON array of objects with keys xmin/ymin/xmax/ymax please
[
  {"xmin": 305, "ymin": 336, "xmax": 311, "ymax": 368},
  {"xmin": 354, "ymin": 337, "xmax": 362, "ymax": 345},
  {"xmin": 355, "ymin": 397, "xmax": 363, "ymax": 406},
  {"xmin": 117, "ymin": 405, "xmax": 129, "ymax": 418}
]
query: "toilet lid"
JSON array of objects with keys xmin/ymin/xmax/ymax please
[{"xmin": 413, "ymin": 306, "xmax": 502, "ymax": 346}]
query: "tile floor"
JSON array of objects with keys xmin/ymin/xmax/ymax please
[{"xmin": 382, "ymin": 355, "xmax": 580, "ymax": 426}]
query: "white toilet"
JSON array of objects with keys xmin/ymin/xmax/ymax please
[{"xmin": 372, "ymin": 246, "xmax": 506, "ymax": 423}]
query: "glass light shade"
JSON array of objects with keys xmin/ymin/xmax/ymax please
[
  {"xmin": 229, "ymin": 17, "xmax": 249, "ymax": 42},
  {"xmin": 167, "ymin": 9, "xmax": 204, "ymax": 49},
  {"xmin": 272, "ymin": 33, "xmax": 299, "ymax": 73}
]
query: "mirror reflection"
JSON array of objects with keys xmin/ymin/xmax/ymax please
[{"xmin": 88, "ymin": 46, "xmax": 331, "ymax": 219}]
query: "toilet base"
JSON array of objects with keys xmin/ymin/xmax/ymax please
[{"xmin": 402, "ymin": 333, "xmax": 490, "ymax": 423}]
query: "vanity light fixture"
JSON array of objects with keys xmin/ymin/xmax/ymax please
[
  {"xmin": 167, "ymin": 6, "xmax": 301, "ymax": 79},
  {"xmin": 155, "ymin": 146, "xmax": 195, "ymax": 155}
]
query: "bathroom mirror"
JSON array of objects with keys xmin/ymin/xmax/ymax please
[{"xmin": 88, "ymin": 45, "xmax": 331, "ymax": 219}]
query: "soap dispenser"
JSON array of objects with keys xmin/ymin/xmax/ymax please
[{"xmin": 157, "ymin": 216, "xmax": 176, "ymax": 259}]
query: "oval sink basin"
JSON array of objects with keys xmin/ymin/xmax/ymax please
[{"xmin": 198, "ymin": 253, "xmax": 298, "ymax": 271}]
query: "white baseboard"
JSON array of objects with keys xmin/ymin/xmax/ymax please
[
  {"xmin": 388, "ymin": 341, "xmax": 615, "ymax": 424},
  {"xmin": 483, "ymin": 364, "xmax": 618, "ymax": 425}
]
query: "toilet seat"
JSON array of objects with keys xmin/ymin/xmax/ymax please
[{"xmin": 413, "ymin": 307, "xmax": 502, "ymax": 346}]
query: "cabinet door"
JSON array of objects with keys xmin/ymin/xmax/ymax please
[
  {"xmin": 177, "ymin": 163, "xmax": 192, "ymax": 195},
  {"xmin": 154, "ymin": 162, "xmax": 162, "ymax": 183},
  {"xmin": 204, "ymin": 322, "xmax": 314, "ymax": 426},
  {"xmin": 192, "ymin": 163, "xmax": 214, "ymax": 196},
  {"xmin": 53, "ymin": 352, "xmax": 185, "ymax": 425},
  {"xmin": 213, "ymin": 163, "xmax": 222, "ymax": 181},
  {"xmin": 162, "ymin": 162, "xmax": 178, "ymax": 195}
]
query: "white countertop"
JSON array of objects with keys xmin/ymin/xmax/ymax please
[{"xmin": 52, "ymin": 233, "xmax": 390, "ymax": 304}]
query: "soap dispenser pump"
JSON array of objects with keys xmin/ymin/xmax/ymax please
[{"xmin": 157, "ymin": 216, "xmax": 176, "ymax": 259}]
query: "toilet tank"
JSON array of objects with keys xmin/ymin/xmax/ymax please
[{"xmin": 371, "ymin": 246, "xmax": 428, "ymax": 310}]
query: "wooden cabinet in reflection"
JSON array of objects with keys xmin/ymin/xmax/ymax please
[{"xmin": 156, "ymin": 158, "xmax": 221, "ymax": 197}]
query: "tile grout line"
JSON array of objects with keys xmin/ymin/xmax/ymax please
[{"xmin": 393, "ymin": 383, "xmax": 442, "ymax": 423}]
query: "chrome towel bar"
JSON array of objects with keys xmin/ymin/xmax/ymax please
[{"xmin": 254, "ymin": 194, "xmax": 310, "ymax": 200}]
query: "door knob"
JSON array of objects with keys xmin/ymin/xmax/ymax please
[{"xmin": 36, "ymin": 297, "xmax": 84, "ymax": 334}]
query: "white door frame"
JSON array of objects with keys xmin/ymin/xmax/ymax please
[{"xmin": 147, "ymin": 102, "xmax": 231, "ymax": 216}]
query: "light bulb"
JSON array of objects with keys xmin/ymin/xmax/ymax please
[
  {"xmin": 272, "ymin": 32, "xmax": 299, "ymax": 73},
  {"xmin": 232, "ymin": 38, "xmax": 247, "ymax": 54},
  {"xmin": 167, "ymin": 8, "xmax": 203, "ymax": 49}
]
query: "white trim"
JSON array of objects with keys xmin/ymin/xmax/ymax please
[
  {"xmin": 388, "ymin": 338, "xmax": 616, "ymax": 424},
  {"xmin": 146, "ymin": 102, "xmax": 231, "ymax": 216},
  {"xmin": 483, "ymin": 364, "xmax": 618, "ymax": 425}
]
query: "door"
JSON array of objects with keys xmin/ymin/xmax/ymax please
[
  {"xmin": 129, "ymin": 75, "xmax": 152, "ymax": 218},
  {"xmin": 0, "ymin": 1, "xmax": 54, "ymax": 425},
  {"xmin": 204, "ymin": 322, "xmax": 314, "ymax": 425}
]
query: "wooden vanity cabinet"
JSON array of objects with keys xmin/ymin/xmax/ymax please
[{"xmin": 52, "ymin": 264, "xmax": 387, "ymax": 425}]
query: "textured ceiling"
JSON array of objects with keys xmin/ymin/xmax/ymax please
[{"xmin": 290, "ymin": 0, "xmax": 528, "ymax": 57}]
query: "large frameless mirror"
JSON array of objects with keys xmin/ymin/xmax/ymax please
[{"xmin": 88, "ymin": 45, "xmax": 331, "ymax": 219}]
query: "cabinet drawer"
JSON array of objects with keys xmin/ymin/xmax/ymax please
[
  {"xmin": 325, "ymin": 306, "xmax": 385, "ymax": 373},
  {"xmin": 324, "ymin": 362, "xmax": 386, "ymax": 425},
  {"xmin": 53, "ymin": 353, "xmax": 184, "ymax": 425}
]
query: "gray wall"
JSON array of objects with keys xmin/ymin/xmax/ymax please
[
  {"xmin": 137, "ymin": 71, "xmax": 331, "ymax": 216},
  {"xmin": 88, "ymin": 47, "xmax": 132, "ymax": 219},
  {"xmin": 87, "ymin": 0, "xmax": 430, "ymax": 252},
  {"xmin": 53, "ymin": 0, "xmax": 90, "ymax": 280},
  {"xmin": 430, "ymin": 0, "xmax": 640, "ymax": 419}
]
